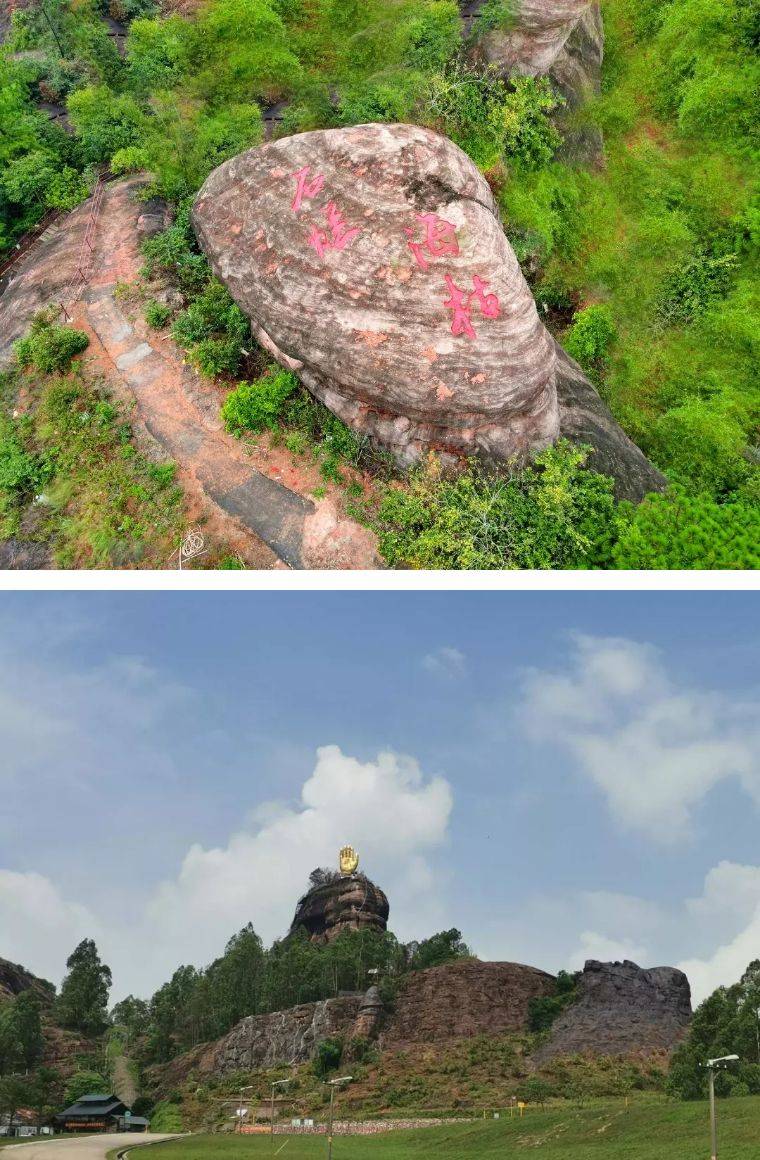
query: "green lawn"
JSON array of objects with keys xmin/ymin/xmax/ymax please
[{"xmin": 151, "ymin": 1097, "xmax": 760, "ymax": 1159}]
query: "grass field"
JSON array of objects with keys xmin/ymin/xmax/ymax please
[{"xmin": 152, "ymin": 1097, "xmax": 760, "ymax": 1159}]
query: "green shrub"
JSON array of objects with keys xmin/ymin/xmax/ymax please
[
  {"xmin": 312, "ymin": 1037, "xmax": 343, "ymax": 1079},
  {"xmin": 365, "ymin": 441, "xmax": 617, "ymax": 569},
  {"xmin": 221, "ymin": 369, "xmax": 299, "ymax": 434},
  {"xmin": 657, "ymin": 249, "xmax": 738, "ymax": 325},
  {"xmin": 14, "ymin": 316, "xmax": 89, "ymax": 373},
  {"xmin": 649, "ymin": 400, "xmax": 751, "ymax": 497},
  {"xmin": 613, "ymin": 487, "xmax": 760, "ymax": 569},
  {"xmin": 564, "ymin": 305, "xmax": 617, "ymax": 384},
  {"xmin": 0, "ymin": 416, "xmax": 45, "ymax": 495},
  {"xmin": 145, "ymin": 300, "xmax": 171, "ymax": 329},
  {"xmin": 171, "ymin": 281, "xmax": 249, "ymax": 377},
  {"xmin": 403, "ymin": 2, "xmax": 460, "ymax": 71}
]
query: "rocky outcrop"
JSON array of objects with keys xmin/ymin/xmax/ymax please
[
  {"xmin": 381, "ymin": 960, "xmax": 556, "ymax": 1046},
  {"xmin": 208, "ymin": 995, "xmax": 363, "ymax": 1072},
  {"xmin": 193, "ymin": 123, "xmax": 560, "ymax": 468},
  {"xmin": 290, "ymin": 873, "xmax": 390, "ymax": 944},
  {"xmin": 194, "ymin": 124, "xmax": 663, "ymax": 500},
  {"xmin": 471, "ymin": 1, "xmax": 604, "ymax": 163},
  {"xmin": 533, "ymin": 959, "xmax": 692, "ymax": 1062},
  {"xmin": 0, "ymin": 957, "xmax": 54, "ymax": 1004}
]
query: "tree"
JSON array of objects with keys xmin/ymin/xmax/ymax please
[
  {"xmin": 28, "ymin": 1068, "xmax": 63, "ymax": 1129},
  {"xmin": 406, "ymin": 929, "xmax": 472, "ymax": 971},
  {"xmin": 0, "ymin": 992, "xmax": 43, "ymax": 1075},
  {"xmin": 56, "ymin": 940, "xmax": 112, "ymax": 1034},
  {"xmin": 110, "ymin": 996, "xmax": 150, "ymax": 1046},
  {"xmin": 520, "ymin": 1076, "xmax": 552, "ymax": 1109},
  {"xmin": 64, "ymin": 1069, "xmax": 108, "ymax": 1106},
  {"xmin": 0, "ymin": 1075, "xmax": 32, "ymax": 1131}
]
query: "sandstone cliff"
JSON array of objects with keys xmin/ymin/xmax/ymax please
[
  {"xmin": 533, "ymin": 959, "xmax": 692, "ymax": 1062},
  {"xmin": 382, "ymin": 960, "xmax": 555, "ymax": 1046}
]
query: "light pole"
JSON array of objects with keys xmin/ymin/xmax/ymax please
[
  {"xmin": 324, "ymin": 1076, "xmax": 353, "ymax": 1160},
  {"xmin": 706, "ymin": 1055, "xmax": 739, "ymax": 1160},
  {"xmin": 270, "ymin": 1079, "xmax": 289, "ymax": 1150}
]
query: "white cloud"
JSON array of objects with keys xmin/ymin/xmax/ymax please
[
  {"xmin": 127, "ymin": 745, "xmax": 453, "ymax": 995},
  {"xmin": 421, "ymin": 647, "xmax": 467, "ymax": 680},
  {"xmin": 0, "ymin": 870, "xmax": 99, "ymax": 985},
  {"xmin": 519, "ymin": 634, "xmax": 759, "ymax": 843},
  {"xmin": 679, "ymin": 861, "xmax": 760, "ymax": 1003}
]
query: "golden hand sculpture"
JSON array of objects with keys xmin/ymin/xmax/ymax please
[{"xmin": 339, "ymin": 844, "xmax": 359, "ymax": 875}]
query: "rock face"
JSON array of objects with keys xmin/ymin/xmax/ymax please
[
  {"xmin": 208, "ymin": 995, "xmax": 363, "ymax": 1072},
  {"xmin": 533, "ymin": 959, "xmax": 693, "ymax": 1062},
  {"xmin": 381, "ymin": 960, "xmax": 556, "ymax": 1046},
  {"xmin": 472, "ymin": 1, "xmax": 604, "ymax": 162},
  {"xmin": 290, "ymin": 872, "xmax": 390, "ymax": 944},
  {"xmin": 0, "ymin": 957, "xmax": 53, "ymax": 1004},
  {"xmin": 193, "ymin": 123, "xmax": 560, "ymax": 467}
]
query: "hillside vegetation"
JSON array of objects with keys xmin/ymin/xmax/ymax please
[{"xmin": 1, "ymin": 0, "xmax": 758, "ymax": 567}]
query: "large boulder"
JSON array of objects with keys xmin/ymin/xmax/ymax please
[
  {"xmin": 533, "ymin": 959, "xmax": 693, "ymax": 1062},
  {"xmin": 193, "ymin": 122, "xmax": 560, "ymax": 467}
]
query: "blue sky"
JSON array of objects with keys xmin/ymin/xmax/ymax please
[{"xmin": 1, "ymin": 592, "xmax": 758, "ymax": 1007}]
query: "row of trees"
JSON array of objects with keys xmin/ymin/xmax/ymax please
[
  {"xmin": 113, "ymin": 924, "xmax": 471, "ymax": 1064},
  {"xmin": 669, "ymin": 960, "xmax": 760, "ymax": 1099}
]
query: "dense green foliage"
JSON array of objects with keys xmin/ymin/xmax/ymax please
[
  {"xmin": 0, "ymin": 992, "xmax": 44, "ymax": 1075},
  {"xmin": 364, "ymin": 443, "xmax": 617, "ymax": 570},
  {"xmin": 14, "ymin": 315, "xmax": 89, "ymax": 374},
  {"xmin": 222, "ymin": 370, "xmax": 299, "ymax": 434},
  {"xmin": 0, "ymin": 366, "xmax": 183, "ymax": 566},
  {"xmin": 527, "ymin": 970, "xmax": 579, "ymax": 1033},
  {"xmin": 56, "ymin": 938, "xmax": 112, "ymax": 1034},
  {"xmin": 668, "ymin": 960, "xmax": 760, "ymax": 1100}
]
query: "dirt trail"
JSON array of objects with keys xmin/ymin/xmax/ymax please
[
  {"xmin": 0, "ymin": 178, "xmax": 381, "ymax": 569},
  {"xmin": 111, "ymin": 1052, "xmax": 139, "ymax": 1108}
]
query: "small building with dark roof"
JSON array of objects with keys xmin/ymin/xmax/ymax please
[{"xmin": 53, "ymin": 1094, "xmax": 128, "ymax": 1132}]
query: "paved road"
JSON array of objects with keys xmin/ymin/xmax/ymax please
[{"xmin": 4, "ymin": 1135, "xmax": 180, "ymax": 1160}]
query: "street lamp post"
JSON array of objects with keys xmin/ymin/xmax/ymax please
[
  {"xmin": 324, "ymin": 1076, "xmax": 353, "ymax": 1160},
  {"xmin": 706, "ymin": 1055, "xmax": 739, "ymax": 1160},
  {"xmin": 270, "ymin": 1079, "xmax": 290, "ymax": 1150}
]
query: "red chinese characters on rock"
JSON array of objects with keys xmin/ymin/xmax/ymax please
[
  {"xmin": 291, "ymin": 166, "xmax": 325, "ymax": 213},
  {"xmin": 443, "ymin": 274, "xmax": 500, "ymax": 340},
  {"xmin": 405, "ymin": 213, "xmax": 459, "ymax": 270},
  {"xmin": 405, "ymin": 212, "xmax": 500, "ymax": 340},
  {"xmin": 307, "ymin": 202, "xmax": 361, "ymax": 259},
  {"xmin": 290, "ymin": 167, "xmax": 361, "ymax": 260}
]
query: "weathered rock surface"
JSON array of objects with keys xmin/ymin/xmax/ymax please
[
  {"xmin": 533, "ymin": 959, "xmax": 692, "ymax": 1062},
  {"xmin": 193, "ymin": 123, "xmax": 560, "ymax": 467},
  {"xmin": 207, "ymin": 995, "xmax": 363, "ymax": 1072},
  {"xmin": 290, "ymin": 872, "xmax": 390, "ymax": 944},
  {"xmin": 472, "ymin": 1, "xmax": 604, "ymax": 162},
  {"xmin": 0, "ymin": 957, "xmax": 54, "ymax": 1004},
  {"xmin": 381, "ymin": 960, "xmax": 556, "ymax": 1046}
]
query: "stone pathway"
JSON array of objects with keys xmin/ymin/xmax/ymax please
[{"xmin": 0, "ymin": 178, "xmax": 381, "ymax": 569}]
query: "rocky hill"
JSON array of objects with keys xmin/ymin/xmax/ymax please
[
  {"xmin": 0, "ymin": 956, "xmax": 54, "ymax": 1004},
  {"xmin": 381, "ymin": 959, "xmax": 555, "ymax": 1047},
  {"xmin": 534, "ymin": 959, "xmax": 692, "ymax": 1062}
]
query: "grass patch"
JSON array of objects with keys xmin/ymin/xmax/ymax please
[
  {"xmin": 0, "ymin": 367, "xmax": 184, "ymax": 568},
  {"xmin": 148, "ymin": 1095, "xmax": 760, "ymax": 1159}
]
